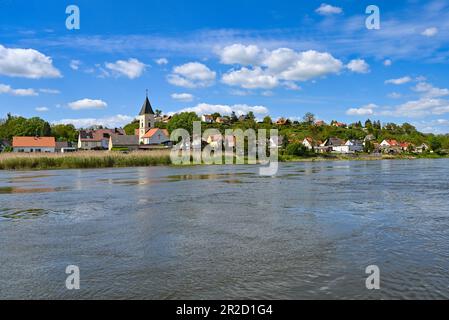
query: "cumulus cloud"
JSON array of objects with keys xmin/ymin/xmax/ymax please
[
  {"xmin": 218, "ymin": 44, "xmax": 262, "ymax": 65},
  {"xmin": 68, "ymin": 98, "xmax": 108, "ymax": 110},
  {"xmin": 155, "ymin": 58, "xmax": 168, "ymax": 65},
  {"xmin": 346, "ymin": 104, "xmax": 377, "ymax": 116},
  {"xmin": 421, "ymin": 27, "xmax": 438, "ymax": 37},
  {"xmin": 350, "ymin": 82, "xmax": 449, "ymax": 118},
  {"xmin": 0, "ymin": 45, "xmax": 61, "ymax": 79},
  {"xmin": 412, "ymin": 82, "xmax": 449, "ymax": 98},
  {"xmin": 167, "ymin": 62, "xmax": 216, "ymax": 88},
  {"xmin": 35, "ymin": 107, "xmax": 49, "ymax": 112},
  {"xmin": 346, "ymin": 59, "xmax": 370, "ymax": 73},
  {"xmin": 219, "ymin": 45, "xmax": 343, "ymax": 89},
  {"xmin": 176, "ymin": 103, "xmax": 269, "ymax": 117},
  {"xmin": 385, "ymin": 76, "xmax": 412, "ymax": 85},
  {"xmin": 171, "ymin": 93, "xmax": 194, "ymax": 102},
  {"xmin": 53, "ymin": 114, "xmax": 134, "ymax": 129},
  {"xmin": 105, "ymin": 58, "xmax": 146, "ymax": 79},
  {"xmin": 222, "ymin": 67, "xmax": 278, "ymax": 89},
  {"xmin": 316, "ymin": 3, "xmax": 343, "ymax": 15},
  {"xmin": 0, "ymin": 84, "xmax": 38, "ymax": 96}
]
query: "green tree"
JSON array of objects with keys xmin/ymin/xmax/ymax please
[
  {"xmin": 303, "ymin": 112, "xmax": 315, "ymax": 125},
  {"xmin": 51, "ymin": 124, "xmax": 78, "ymax": 142},
  {"xmin": 167, "ymin": 112, "xmax": 200, "ymax": 135},
  {"xmin": 124, "ymin": 120, "xmax": 140, "ymax": 135}
]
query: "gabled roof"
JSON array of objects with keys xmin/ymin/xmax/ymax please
[
  {"xmin": 139, "ymin": 96, "xmax": 155, "ymax": 115},
  {"xmin": 79, "ymin": 129, "xmax": 125, "ymax": 141},
  {"xmin": 110, "ymin": 135, "xmax": 139, "ymax": 146},
  {"xmin": 13, "ymin": 136, "xmax": 56, "ymax": 148},
  {"xmin": 142, "ymin": 128, "xmax": 169, "ymax": 139}
]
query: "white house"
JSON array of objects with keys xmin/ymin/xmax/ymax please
[
  {"xmin": 332, "ymin": 140, "xmax": 364, "ymax": 154},
  {"xmin": 13, "ymin": 136, "xmax": 56, "ymax": 153},
  {"xmin": 142, "ymin": 128, "xmax": 170, "ymax": 145},
  {"xmin": 201, "ymin": 115, "xmax": 214, "ymax": 123}
]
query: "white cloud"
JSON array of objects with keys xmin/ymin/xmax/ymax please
[
  {"xmin": 385, "ymin": 76, "xmax": 412, "ymax": 85},
  {"xmin": 222, "ymin": 67, "xmax": 278, "ymax": 89},
  {"xmin": 220, "ymin": 46, "xmax": 343, "ymax": 89},
  {"xmin": 35, "ymin": 107, "xmax": 49, "ymax": 112},
  {"xmin": 68, "ymin": 98, "xmax": 108, "ymax": 110},
  {"xmin": 105, "ymin": 58, "xmax": 146, "ymax": 79},
  {"xmin": 155, "ymin": 58, "xmax": 168, "ymax": 65},
  {"xmin": 39, "ymin": 88, "xmax": 60, "ymax": 94},
  {"xmin": 421, "ymin": 27, "xmax": 438, "ymax": 37},
  {"xmin": 53, "ymin": 114, "xmax": 134, "ymax": 129},
  {"xmin": 413, "ymin": 82, "xmax": 449, "ymax": 98},
  {"xmin": 346, "ymin": 104, "xmax": 377, "ymax": 116},
  {"xmin": 167, "ymin": 62, "xmax": 216, "ymax": 88},
  {"xmin": 70, "ymin": 60, "xmax": 81, "ymax": 70},
  {"xmin": 346, "ymin": 59, "xmax": 370, "ymax": 73},
  {"xmin": 267, "ymin": 50, "xmax": 343, "ymax": 81},
  {"xmin": 219, "ymin": 44, "xmax": 262, "ymax": 65},
  {"xmin": 0, "ymin": 45, "xmax": 61, "ymax": 79},
  {"xmin": 316, "ymin": 3, "xmax": 343, "ymax": 15},
  {"xmin": 176, "ymin": 103, "xmax": 269, "ymax": 116},
  {"xmin": 0, "ymin": 84, "xmax": 38, "ymax": 96},
  {"xmin": 352, "ymin": 82, "xmax": 449, "ymax": 118},
  {"xmin": 171, "ymin": 93, "xmax": 194, "ymax": 102},
  {"xmin": 384, "ymin": 59, "xmax": 392, "ymax": 66}
]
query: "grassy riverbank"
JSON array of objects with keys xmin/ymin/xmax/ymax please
[
  {"xmin": 1, "ymin": 151, "xmax": 448, "ymax": 171},
  {"xmin": 0, "ymin": 151, "xmax": 172, "ymax": 170}
]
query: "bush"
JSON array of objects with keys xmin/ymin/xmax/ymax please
[{"xmin": 285, "ymin": 143, "xmax": 309, "ymax": 157}]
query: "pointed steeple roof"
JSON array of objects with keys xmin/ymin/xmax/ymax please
[{"xmin": 139, "ymin": 92, "xmax": 155, "ymax": 115}]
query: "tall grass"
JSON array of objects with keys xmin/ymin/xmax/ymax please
[{"xmin": 0, "ymin": 151, "xmax": 172, "ymax": 170}]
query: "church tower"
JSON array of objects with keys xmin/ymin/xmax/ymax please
[{"xmin": 138, "ymin": 91, "xmax": 155, "ymax": 143}]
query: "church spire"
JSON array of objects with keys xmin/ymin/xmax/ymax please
[{"xmin": 139, "ymin": 91, "xmax": 155, "ymax": 115}]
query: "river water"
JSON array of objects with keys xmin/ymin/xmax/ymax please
[{"xmin": 1, "ymin": 159, "xmax": 448, "ymax": 299}]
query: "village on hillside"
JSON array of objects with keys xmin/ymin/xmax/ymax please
[{"xmin": 0, "ymin": 95, "xmax": 448, "ymax": 157}]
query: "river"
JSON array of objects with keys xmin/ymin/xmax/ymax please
[{"xmin": 1, "ymin": 159, "xmax": 448, "ymax": 299}]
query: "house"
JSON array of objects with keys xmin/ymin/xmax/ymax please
[
  {"xmin": 201, "ymin": 115, "xmax": 215, "ymax": 123},
  {"xmin": 332, "ymin": 121, "xmax": 347, "ymax": 128},
  {"xmin": 55, "ymin": 141, "xmax": 75, "ymax": 153},
  {"xmin": 317, "ymin": 138, "xmax": 345, "ymax": 153},
  {"xmin": 333, "ymin": 140, "xmax": 364, "ymax": 154},
  {"xmin": 216, "ymin": 117, "xmax": 230, "ymax": 124},
  {"xmin": 13, "ymin": 136, "xmax": 56, "ymax": 153},
  {"xmin": 0, "ymin": 139, "xmax": 11, "ymax": 152},
  {"xmin": 364, "ymin": 134, "xmax": 376, "ymax": 144},
  {"xmin": 302, "ymin": 137, "xmax": 321, "ymax": 150},
  {"xmin": 400, "ymin": 142, "xmax": 414, "ymax": 152},
  {"xmin": 380, "ymin": 139, "xmax": 399, "ymax": 148},
  {"xmin": 78, "ymin": 128, "xmax": 125, "ymax": 150},
  {"xmin": 315, "ymin": 120, "xmax": 326, "ymax": 126},
  {"xmin": 416, "ymin": 143, "xmax": 430, "ymax": 153},
  {"xmin": 142, "ymin": 128, "xmax": 170, "ymax": 145},
  {"xmin": 276, "ymin": 118, "xmax": 289, "ymax": 126},
  {"xmin": 109, "ymin": 135, "xmax": 140, "ymax": 151}
]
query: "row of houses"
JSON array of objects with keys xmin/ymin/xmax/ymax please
[
  {"xmin": 301, "ymin": 136, "xmax": 430, "ymax": 154},
  {"xmin": 6, "ymin": 95, "xmax": 172, "ymax": 153}
]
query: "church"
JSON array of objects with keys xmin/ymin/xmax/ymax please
[{"xmin": 137, "ymin": 94, "xmax": 170, "ymax": 146}]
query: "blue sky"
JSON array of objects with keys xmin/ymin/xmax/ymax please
[{"xmin": 1, "ymin": 0, "xmax": 449, "ymax": 132}]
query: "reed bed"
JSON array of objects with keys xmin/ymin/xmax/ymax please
[{"xmin": 0, "ymin": 150, "xmax": 172, "ymax": 170}]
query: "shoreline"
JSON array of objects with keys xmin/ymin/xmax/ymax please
[{"xmin": 0, "ymin": 151, "xmax": 448, "ymax": 171}]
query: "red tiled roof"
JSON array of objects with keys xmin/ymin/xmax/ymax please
[
  {"xmin": 142, "ymin": 128, "xmax": 169, "ymax": 139},
  {"xmin": 13, "ymin": 136, "xmax": 56, "ymax": 148}
]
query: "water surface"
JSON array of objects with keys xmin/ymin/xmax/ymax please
[{"xmin": 1, "ymin": 159, "xmax": 449, "ymax": 299}]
